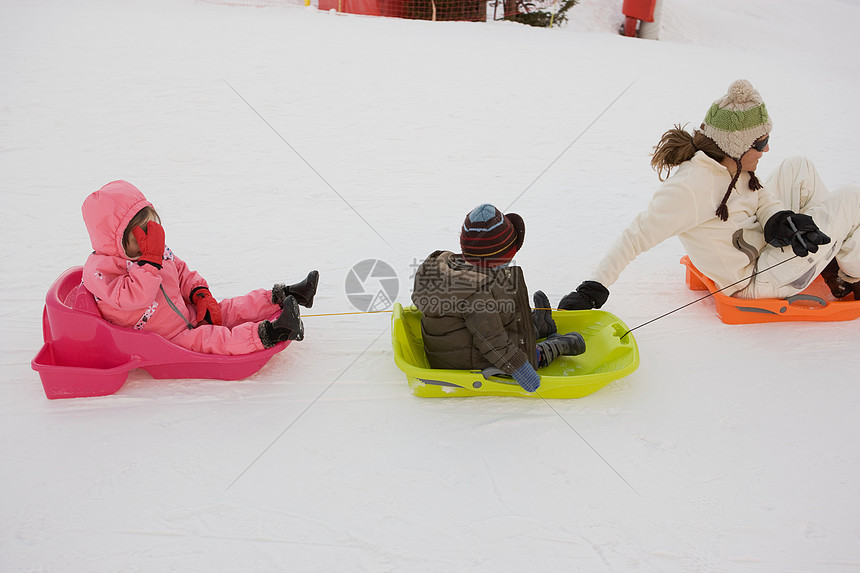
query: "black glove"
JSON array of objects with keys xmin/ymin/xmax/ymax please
[
  {"xmin": 558, "ymin": 281, "xmax": 609, "ymax": 310},
  {"xmin": 764, "ymin": 210, "xmax": 831, "ymax": 257}
]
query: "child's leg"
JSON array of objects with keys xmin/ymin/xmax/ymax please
[
  {"xmin": 218, "ymin": 289, "xmax": 281, "ymax": 327},
  {"xmin": 169, "ymin": 292, "xmax": 304, "ymax": 354},
  {"xmin": 169, "ymin": 322, "xmax": 265, "ymax": 355}
]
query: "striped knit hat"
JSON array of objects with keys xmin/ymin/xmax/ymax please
[
  {"xmin": 701, "ymin": 79, "xmax": 772, "ymax": 159},
  {"xmin": 460, "ymin": 204, "xmax": 525, "ymax": 266}
]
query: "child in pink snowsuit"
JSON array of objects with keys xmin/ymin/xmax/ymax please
[{"xmin": 81, "ymin": 180, "xmax": 317, "ymax": 355}]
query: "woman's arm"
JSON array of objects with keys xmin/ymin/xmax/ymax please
[{"xmin": 591, "ymin": 178, "xmax": 702, "ymax": 287}]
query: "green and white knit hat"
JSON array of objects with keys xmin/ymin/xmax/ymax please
[{"xmin": 701, "ymin": 79, "xmax": 772, "ymax": 159}]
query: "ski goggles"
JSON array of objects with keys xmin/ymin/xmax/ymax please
[{"xmin": 751, "ymin": 136, "xmax": 769, "ymax": 152}]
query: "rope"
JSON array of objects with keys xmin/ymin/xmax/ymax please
[
  {"xmin": 618, "ymin": 255, "xmax": 799, "ymax": 340},
  {"xmin": 301, "ymin": 255, "xmax": 801, "ymax": 334},
  {"xmin": 302, "ymin": 309, "xmax": 393, "ymax": 318}
]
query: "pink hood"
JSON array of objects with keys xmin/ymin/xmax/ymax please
[{"xmin": 82, "ymin": 180, "xmax": 152, "ymax": 257}]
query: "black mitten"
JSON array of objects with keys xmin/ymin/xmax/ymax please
[
  {"xmin": 764, "ymin": 210, "xmax": 831, "ymax": 257},
  {"xmin": 558, "ymin": 281, "xmax": 609, "ymax": 310}
]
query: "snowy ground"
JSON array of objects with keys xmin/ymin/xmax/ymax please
[{"xmin": 2, "ymin": 0, "xmax": 860, "ymax": 570}]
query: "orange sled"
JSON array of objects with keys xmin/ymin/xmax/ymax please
[{"xmin": 680, "ymin": 255, "xmax": 860, "ymax": 324}]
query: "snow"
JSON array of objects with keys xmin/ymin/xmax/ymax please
[{"xmin": 2, "ymin": 0, "xmax": 859, "ymax": 570}]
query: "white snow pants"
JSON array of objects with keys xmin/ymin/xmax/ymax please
[{"xmin": 738, "ymin": 156, "xmax": 860, "ymax": 299}]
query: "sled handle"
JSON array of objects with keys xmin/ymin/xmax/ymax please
[
  {"xmin": 480, "ymin": 367, "xmax": 521, "ymax": 385},
  {"xmin": 785, "ymin": 294, "xmax": 828, "ymax": 308}
]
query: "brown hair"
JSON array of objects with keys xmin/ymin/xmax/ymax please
[
  {"xmin": 122, "ymin": 206, "xmax": 161, "ymax": 253},
  {"xmin": 650, "ymin": 124, "xmax": 762, "ymax": 222}
]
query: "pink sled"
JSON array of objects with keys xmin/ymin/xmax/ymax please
[{"xmin": 31, "ymin": 267, "xmax": 288, "ymax": 399}]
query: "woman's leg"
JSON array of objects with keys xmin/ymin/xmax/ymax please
[
  {"xmin": 753, "ymin": 187, "xmax": 860, "ymax": 298},
  {"xmin": 765, "ymin": 155, "xmax": 860, "ymax": 275},
  {"xmin": 741, "ymin": 157, "xmax": 860, "ymax": 297},
  {"xmin": 764, "ymin": 156, "xmax": 829, "ymax": 212},
  {"xmin": 816, "ymin": 187, "xmax": 860, "ymax": 283}
]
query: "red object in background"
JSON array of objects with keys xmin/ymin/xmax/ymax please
[
  {"xmin": 378, "ymin": 0, "xmax": 404, "ymax": 17},
  {"xmin": 319, "ymin": 0, "xmax": 484, "ymax": 20},
  {"xmin": 621, "ymin": 0, "xmax": 656, "ymax": 36},
  {"xmin": 622, "ymin": 16, "xmax": 637, "ymax": 37},
  {"xmin": 622, "ymin": 0, "xmax": 656, "ymax": 21},
  {"xmin": 318, "ymin": 0, "xmax": 381, "ymax": 15}
]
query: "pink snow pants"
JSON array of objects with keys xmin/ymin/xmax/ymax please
[
  {"xmin": 168, "ymin": 289, "xmax": 281, "ymax": 355},
  {"xmin": 738, "ymin": 156, "xmax": 860, "ymax": 299}
]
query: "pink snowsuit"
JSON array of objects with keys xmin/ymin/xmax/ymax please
[{"xmin": 81, "ymin": 180, "xmax": 281, "ymax": 355}]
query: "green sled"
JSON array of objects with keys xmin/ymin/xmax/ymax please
[{"xmin": 391, "ymin": 303, "xmax": 640, "ymax": 399}]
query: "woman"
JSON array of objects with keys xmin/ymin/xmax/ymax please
[{"xmin": 560, "ymin": 79, "xmax": 860, "ymax": 310}]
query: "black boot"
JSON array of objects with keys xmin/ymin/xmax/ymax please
[
  {"xmin": 846, "ymin": 277, "xmax": 860, "ymax": 300},
  {"xmin": 537, "ymin": 331, "xmax": 585, "ymax": 368},
  {"xmin": 821, "ymin": 259, "xmax": 852, "ymax": 298},
  {"xmin": 272, "ymin": 270, "xmax": 319, "ymax": 309},
  {"xmin": 259, "ymin": 295, "xmax": 304, "ymax": 347},
  {"xmin": 532, "ymin": 290, "xmax": 557, "ymax": 339}
]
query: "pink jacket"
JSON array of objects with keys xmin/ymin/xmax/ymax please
[{"xmin": 82, "ymin": 180, "xmax": 208, "ymax": 339}]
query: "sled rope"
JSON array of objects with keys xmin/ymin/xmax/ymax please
[
  {"xmin": 302, "ymin": 255, "xmax": 800, "ymax": 328},
  {"xmin": 302, "ymin": 310, "xmax": 393, "ymax": 317},
  {"xmin": 619, "ymin": 255, "xmax": 800, "ymax": 340}
]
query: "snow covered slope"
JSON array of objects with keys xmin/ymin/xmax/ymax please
[{"xmin": 1, "ymin": 0, "xmax": 859, "ymax": 570}]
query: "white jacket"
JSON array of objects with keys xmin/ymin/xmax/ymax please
[{"xmin": 592, "ymin": 151, "xmax": 785, "ymax": 294}]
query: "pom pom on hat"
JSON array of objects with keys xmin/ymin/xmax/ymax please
[
  {"xmin": 701, "ymin": 79, "xmax": 773, "ymax": 159},
  {"xmin": 460, "ymin": 204, "xmax": 525, "ymax": 267}
]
